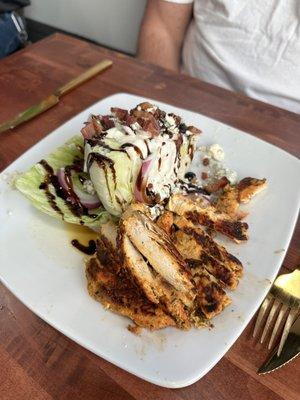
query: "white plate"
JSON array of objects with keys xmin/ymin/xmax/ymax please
[{"xmin": 0, "ymin": 93, "xmax": 299, "ymax": 388}]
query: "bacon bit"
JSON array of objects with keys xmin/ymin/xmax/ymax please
[
  {"xmin": 131, "ymin": 110, "xmax": 160, "ymax": 136},
  {"xmin": 126, "ymin": 114, "xmax": 137, "ymax": 126},
  {"xmin": 127, "ymin": 324, "xmax": 142, "ymax": 335},
  {"xmin": 137, "ymin": 102, "xmax": 154, "ymax": 111},
  {"xmin": 81, "ymin": 119, "xmax": 102, "ymax": 139},
  {"xmin": 204, "ymin": 177, "xmax": 230, "ymax": 193},
  {"xmin": 187, "ymin": 125, "xmax": 202, "ymax": 134},
  {"xmin": 138, "ymin": 118, "xmax": 160, "ymax": 136},
  {"xmin": 131, "ymin": 109, "xmax": 152, "ymax": 119},
  {"xmin": 101, "ymin": 115, "xmax": 115, "ymax": 129},
  {"xmin": 201, "ymin": 172, "xmax": 209, "ymax": 180},
  {"xmin": 202, "ymin": 158, "xmax": 210, "ymax": 166},
  {"xmin": 111, "ymin": 107, "xmax": 128, "ymax": 121}
]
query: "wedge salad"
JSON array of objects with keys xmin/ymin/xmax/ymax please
[{"xmin": 16, "ymin": 101, "xmax": 201, "ymax": 225}]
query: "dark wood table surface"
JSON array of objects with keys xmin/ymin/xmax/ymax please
[{"xmin": 0, "ymin": 33, "xmax": 299, "ymax": 400}]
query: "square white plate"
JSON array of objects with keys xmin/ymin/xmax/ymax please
[{"xmin": 0, "ymin": 93, "xmax": 299, "ymax": 388}]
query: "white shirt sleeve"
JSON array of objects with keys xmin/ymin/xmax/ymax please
[{"xmin": 161, "ymin": 0, "xmax": 194, "ymax": 4}]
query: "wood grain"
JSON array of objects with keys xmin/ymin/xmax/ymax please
[{"xmin": 0, "ymin": 34, "xmax": 299, "ymax": 400}]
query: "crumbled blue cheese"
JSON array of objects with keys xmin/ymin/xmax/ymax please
[
  {"xmin": 208, "ymin": 144, "xmax": 225, "ymax": 161},
  {"xmin": 198, "ymin": 143, "xmax": 238, "ymax": 185},
  {"xmin": 149, "ymin": 204, "xmax": 164, "ymax": 220},
  {"xmin": 200, "ymin": 144, "xmax": 225, "ymax": 161},
  {"xmin": 210, "ymin": 163, "xmax": 238, "ymax": 184},
  {"xmin": 130, "ymin": 122, "xmax": 141, "ymax": 131},
  {"xmin": 83, "ymin": 179, "xmax": 96, "ymax": 195}
]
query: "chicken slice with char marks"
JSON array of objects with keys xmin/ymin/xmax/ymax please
[
  {"xmin": 173, "ymin": 216, "xmax": 243, "ymax": 277},
  {"xmin": 173, "ymin": 229, "xmax": 240, "ymax": 289},
  {"xmin": 168, "ymin": 193, "xmax": 249, "ymax": 243},
  {"xmin": 237, "ymin": 177, "xmax": 267, "ymax": 203},
  {"xmin": 86, "ymin": 256, "xmax": 175, "ymax": 330},
  {"xmin": 119, "ymin": 231, "xmax": 191, "ymax": 328},
  {"xmin": 215, "ymin": 177, "xmax": 267, "ymax": 217},
  {"xmin": 189, "ymin": 263, "xmax": 231, "ymax": 319},
  {"xmin": 121, "ymin": 209, "xmax": 194, "ymax": 299}
]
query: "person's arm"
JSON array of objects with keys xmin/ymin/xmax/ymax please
[{"xmin": 138, "ymin": 0, "xmax": 193, "ymax": 72}]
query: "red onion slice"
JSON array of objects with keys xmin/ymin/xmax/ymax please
[
  {"xmin": 134, "ymin": 157, "xmax": 154, "ymax": 204},
  {"xmin": 57, "ymin": 167, "xmax": 69, "ymax": 192},
  {"xmin": 57, "ymin": 168, "xmax": 101, "ymax": 209}
]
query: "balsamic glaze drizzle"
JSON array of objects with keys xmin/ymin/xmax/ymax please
[
  {"xmin": 38, "ymin": 159, "xmax": 92, "ymax": 218},
  {"xmin": 71, "ymin": 239, "xmax": 96, "ymax": 255}
]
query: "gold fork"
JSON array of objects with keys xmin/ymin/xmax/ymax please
[{"xmin": 253, "ymin": 267, "xmax": 300, "ymax": 355}]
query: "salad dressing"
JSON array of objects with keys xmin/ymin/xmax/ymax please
[
  {"xmin": 87, "ymin": 152, "xmax": 116, "ymax": 186},
  {"xmin": 71, "ymin": 239, "xmax": 96, "ymax": 255},
  {"xmin": 65, "ymin": 223, "xmax": 98, "ymax": 255},
  {"xmin": 120, "ymin": 143, "xmax": 144, "ymax": 159}
]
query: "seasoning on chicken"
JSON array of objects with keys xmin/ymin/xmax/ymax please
[
  {"xmin": 237, "ymin": 177, "xmax": 267, "ymax": 203},
  {"xmin": 86, "ymin": 256, "xmax": 175, "ymax": 330},
  {"xmin": 215, "ymin": 177, "xmax": 267, "ymax": 217},
  {"xmin": 167, "ymin": 193, "xmax": 249, "ymax": 243}
]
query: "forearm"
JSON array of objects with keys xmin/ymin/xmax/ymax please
[
  {"xmin": 138, "ymin": 19, "xmax": 181, "ymax": 72},
  {"xmin": 138, "ymin": 0, "xmax": 192, "ymax": 72}
]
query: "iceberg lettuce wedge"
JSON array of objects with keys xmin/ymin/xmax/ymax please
[{"xmin": 15, "ymin": 136, "xmax": 110, "ymax": 227}]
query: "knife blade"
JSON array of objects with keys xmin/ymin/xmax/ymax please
[
  {"xmin": 0, "ymin": 59, "xmax": 112, "ymax": 134},
  {"xmin": 258, "ymin": 316, "xmax": 300, "ymax": 374}
]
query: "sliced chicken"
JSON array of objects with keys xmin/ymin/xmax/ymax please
[
  {"xmin": 237, "ymin": 177, "xmax": 267, "ymax": 203},
  {"xmin": 215, "ymin": 185, "xmax": 240, "ymax": 218},
  {"xmin": 190, "ymin": 264, "xmax": 231, "ymax": 319},
  {"xmin": 121, "ymin": 209, "xmax": 194, "ymax": 297},
  {"xmin": 86, "ymin": 256, "xmax": 175, "ymax": 330},
  {"xmin": 173, "ymin": 229, "xmax": 240, "ymax": 289},
  {"xmin": 167, "ymin": 193, "xmax": 249, "ymax": 243},
  {"xmin": 120, "ymin": 234, "xmax": 160, "ymax": 304},
  {"xmin": 215, "ymin": 178, "xmax": 267, "ymax": 217},
  {"xmin": 96, "ymin": 220, "xmax": 119, "ymax": 269},
  {"xmin": 173, "ymin": 216, "xmax": 243, "ymax": 278},
  {"xmin": 156, "ymin": 211, "xmax": 174, "ymax": 235}
]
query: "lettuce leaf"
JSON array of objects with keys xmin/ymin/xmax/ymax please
[
  {"xmin": 15, "ymin": 136, "xmax": 111, "ymax": 227},
  {"xmin": 89, "ymin": 149, "xmax": 141, "ymax": 216}
]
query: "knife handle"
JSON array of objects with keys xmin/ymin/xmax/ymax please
[{"xmin": 55, "ymin": 59, "xmax": 112, "ymax": 97}]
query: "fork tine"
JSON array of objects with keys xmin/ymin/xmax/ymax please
[
  {"xmin": 253, "ymin": 295, "xmax": 272, "ymax": 338},
  {"xmin": 260, "ymin": 297, "xmax": 281, "ymax": 344},
  {"xmin": 268, "ymin": 303, "xmax": 288, "ymax": 349},
  {"xmin": 277, "ymin": 307, "xmax": 298, "ymax": 356}
]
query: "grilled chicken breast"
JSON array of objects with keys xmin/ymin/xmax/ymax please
[
  {"xmin": 173, "ymin": 216, "xmax": 243, "ymax": 277},
  {"xmin": 121, "ymin": 209, "xmax": 194, "ymax": 297},
  {"xmin": 168, "ymin": 193, "xmax": 249, "ymax": 243},
  {"xmin": 215, "ymin": 177, "xmax": 267, "ymax": 217},
  {"xmin": 86, "ymin": 256, "xmax": 175, "ymax": 330},
  {"xmin": 190, "ymin": 264, "xmax": 231, "ymax": 319},
  {"xmin": 86, "ymin": 199, "xmax": 246, "ymax": 328},
  {"xmin": 119, "ymin": 231, "xmax": 192, "ymax": 328},
  {"xmin": 237, "ymin": 177, "xmax": 267, "ymax": 203},
  {"xmin": 215, "ymin": 185, "xmax": 240, "ymax": 218}
]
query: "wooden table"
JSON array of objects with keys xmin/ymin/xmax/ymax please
[{"xmin": 0, "ymin": 33, "xmax": 299, "ymax": 400}]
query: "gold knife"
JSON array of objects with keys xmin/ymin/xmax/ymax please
[
  {"xmin": 258, "ymin": 316, "xmax": 300, "ymax": 374},
  {"xmin": 0, "ymin": 59, "xmax": 113, "ymax": 134}
]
